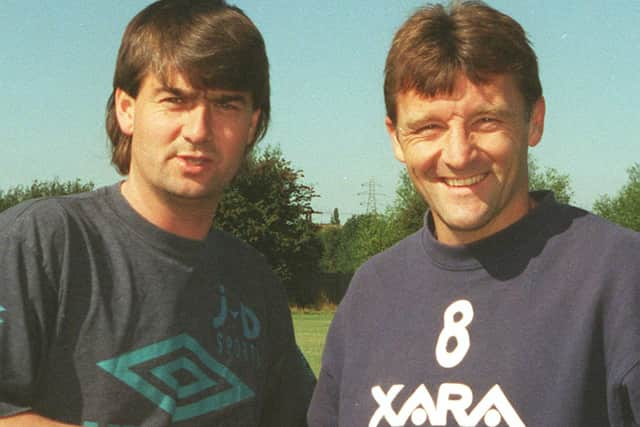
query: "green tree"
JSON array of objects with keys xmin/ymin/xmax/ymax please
[
  {"xmin": 330, "ymin": 208, "xmax": 340, "ymax": 225},
  {"xmin": 387, "ymin": 170, "xmax": 427, "ymax": 240},
  {"xmin": 528, "ymin": 156, "xmax": 574, "ymax": 204},
  {"xmin": 323, "ymin": 213, "xmax": 397, "ymax": 274},
  {"xmin": 215, "ymin": 146, "xmax": 322, "ymax": 304},
  {"xmin": 318, "ymin": 225, "xmax": 342, "ymax": 272},
  {"xmin": 593, "ymin": 163, "xmax": 640, "ymax": 231},
  {"xmin": 319, "ymin": 171, "xmax": 426, "ymax": 277},
  {"xmin": 0, "ymin": 178, "xmax": 95, "ymax": 213}
]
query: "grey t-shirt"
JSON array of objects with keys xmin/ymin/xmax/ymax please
[{"xmin": 0, "ymin": 184, "xmax": 314, "ymax": 426}]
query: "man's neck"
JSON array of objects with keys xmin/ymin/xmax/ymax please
[
  {"xmin": 434, "ymin": 194, "xmax": 538, "ymax": 246},
  {"xmin": 120, "ymin": 180, "xmax": 217, "ymax": 241}
]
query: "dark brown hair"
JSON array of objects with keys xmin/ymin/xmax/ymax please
[
  {"xmin": 106, "ymin": 0, "xmax": 270, "ymax": 175},
  {"xmin": 384, "ymin": 1, "xmax": 542, "ymax": 123}
]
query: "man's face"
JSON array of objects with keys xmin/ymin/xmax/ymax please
[
  {"xmin": 116, "ymin": 71, "xmax": 260, "ymax": 208},
  {"xmin": 387, "ymin": 73, "xmax": 545, "ymax": 245}
]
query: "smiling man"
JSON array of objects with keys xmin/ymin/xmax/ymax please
[
  {"xmin": 308, "ymin": 2, "xmax": 640, "ymax": 426},
  {"xmin": 390, "ymin": 73, "xmax": 544, "ymax": 246},
  {"xmin": 0, "ymin": 1, "xmax": 314, "ymax": 426}
]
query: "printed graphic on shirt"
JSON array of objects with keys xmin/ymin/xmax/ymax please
[
  {"xmin": 0, "ymin": 305, "xmax": 5, "ymax": 324},
  {"xmin": 369, "ymin": 300, "xmax": 525, "ymax": 427},
  {"xmin": 97, "ymin": 333, "xmax": 255, "ymax": 423},
  {"xmin": 212, "ymin": 285, "xmax": 262, "ymax": 367}
]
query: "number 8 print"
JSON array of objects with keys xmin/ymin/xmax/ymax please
[{"xmin": 435, "ymin": 300, "xmax": 474, "ymax": 368}]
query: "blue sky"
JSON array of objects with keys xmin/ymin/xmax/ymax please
[{"xmin": 2, "ymin": 1, "xmax": 638, "ymax": 222}]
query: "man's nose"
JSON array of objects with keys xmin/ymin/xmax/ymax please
[
  {"xmin": 441, "ymin": 126, "xmax": 475, "ymax": 169},
  {"xmin": 183, "ymin": 103, "xmax": 212, "ymax": 144}
]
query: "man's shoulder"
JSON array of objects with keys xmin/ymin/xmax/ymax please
[
  {"xmin": 545, "ymin": 203, "xmax": 640, "ymax": 277},
  {"xmin": 362, "ymin": 229, "xmax": 423, "ymax": 273},
  {"xmin": 0, "ymin": 187, "xmax": 108, "ymax": 241},
  {"xmin": 341, "ymin": 229, "xmax": 424, "ymax": 299},
  {"xmin": 561, "ymin": 203, "xmax": 640, "ymax": 247},
  {"xmin": 208, "ymin": 229, "xmax": 277, "ymax": 276}
]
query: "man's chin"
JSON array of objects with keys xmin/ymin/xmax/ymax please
[
  {"xmin": 432, "ymin": 209, "xmax": 499, "ymax": 243},
  {"xmin": 437, "ymin": 206, "xmax": 494, "ymax": 231},
  {"xmin": 165, "ymin": 185, "xmax": 221, "ymax": 203}
]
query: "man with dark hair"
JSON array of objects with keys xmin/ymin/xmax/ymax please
[
  {"xmin": 0, "ymin": 1, "xmax": 314, "ymax": 426},
  {"xmin": 309, "ymin": 2, "xmax": 640, "ymax": 426}
]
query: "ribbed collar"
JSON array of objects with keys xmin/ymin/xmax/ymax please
[{"xmin": 421, "ymin": 191, "xmax": 559, "ymax": 271}]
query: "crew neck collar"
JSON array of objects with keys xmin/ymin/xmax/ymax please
[
  {"xmin": 421, "ymin": 191, "xmax": 558, "ymax": 271},
  {"xmin": 103, "ymin": 183, "xmax": 214, "ymax": 261}
]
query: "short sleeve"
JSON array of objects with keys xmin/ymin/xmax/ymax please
[
  {"xmin": 0, "ymin": 208, "xmax": 58, "ymax": 416},
  {"xmin": 257, "ymin": 267, "xmax": 316, "ymax": 427},
  {"xmin": 261, "ymin": 344, "xmax": 316, "ymax": 426},
  {"xmin": 603, "ymin": 229, "xmax": 640, "ymax": 426},
  {"xmin": 621, "ymin": 363, "xmax": 640, "ymax": 426}
]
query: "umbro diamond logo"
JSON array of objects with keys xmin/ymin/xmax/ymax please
[{"xmin": 97, "ymin": 334, "xmax": 254, "ymax": 422}]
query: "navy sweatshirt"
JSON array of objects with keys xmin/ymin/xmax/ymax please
[{"xmin": 309, "ymin": 192, "xmax": 640, "ymax": 426}]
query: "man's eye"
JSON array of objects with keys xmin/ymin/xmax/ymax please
[
  {"xmin": 399, "ymin": 123, "xmax": 443, "ymax": 143},
  {"xmin": 413, "ymin": 123, "xmax": 444, "ymax": 137},
  {"xmin": 418, "ymin": 123, "xmax": 441, "ymax": 132},
  {"xmin": 474, "ymin": 117, "xmax": 500, "ymax": 131},
  {"xmin": 162, "ymin": 97, "xmax": 185, "ymax": 105},
  {"xmin": 214, "ymin": 101, "xmax": 240, "ymax": 111}
]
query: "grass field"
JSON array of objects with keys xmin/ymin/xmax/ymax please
[{"xmin": 292, "ymin": 311, "xmax": 334, "ymax": 375}]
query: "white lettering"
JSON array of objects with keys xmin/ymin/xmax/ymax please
[
  {"xmin": 370, "ymin": 385, "xmax": 407, "ymax": 426},
  {"xmin": 369, "ymin": 383, "xmax": 525, "ymax": 427},
  {"xmin": 436, "ymin": 383, "xmax": 473, "ymax": 425},
  {"xmin": 467, "ymin": 385, "xmax": 525, "ymax": 427}
]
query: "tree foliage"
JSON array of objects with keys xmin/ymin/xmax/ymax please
[
  {"xmin": 330, "ymin": 208, "xmax": 340, "ymax": 225},
  {"xmin": 593, "ymin": 163, "xmax": 640, "ymax": 231},
  {"xmin": 320, "ymin": 213, "xmax": 398, "ymax": 274},
  {"xmin": 0, "ymin": 178, "xmax": 95, "ymax": 213},
  {"xmin": 215, "ymin": 146, "xmax": 322, "ymax": 304},
  {"xmin": 319, "ymin": 170, "xmax": 426, "ymax": 275},
  {"xmin": 387, "ymin": 170, "xmax": 427, "ymax": 239},
  {"xmin": 528, "ymin": 156, "xmax": 574, "ymax": 204}
]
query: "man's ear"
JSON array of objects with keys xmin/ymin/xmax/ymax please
[
  {"xmin": 115, "ymin": 88, "xmax": 136, "ymax": 136},
  {"xmin": 527, "ymin": 97, "xmax": 545, "ymax": 148},
  {"xmin": 249, "ymin": 109, "xmax": 261, "ymax": 141},
  {"xmin": 386, "ymin": 116, "xmax": 406, "ymax": 163},
  {"xmin": 244, "ymin": 109, "xmax": 261, "ymax": 153}
]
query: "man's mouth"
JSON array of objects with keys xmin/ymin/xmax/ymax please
[
  {"xmin": 176, "ymin": 155, "xmax": 211, "ymax": 166},
  {"xmin": 443, "ymin": 174, "xmax": 487, "ymax": 187},
  {"xmin": 182, "ymin": 157, "xmax": 208, "ymax": 165}
]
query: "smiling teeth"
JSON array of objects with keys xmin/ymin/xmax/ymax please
[{"xmin": 444, "ymin": 175, "xmax": 485, "ymax": 187}]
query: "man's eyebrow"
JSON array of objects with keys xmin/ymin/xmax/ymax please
[
  {"xmin": 207, "ymin": 93, "xmax": 250, "ymax": 104},
  {"xmin": 153, "ymin": 85, "xmax": 195, "ymax": 98},
  {"xmin": 472, "ymin": 106, "xmax": 515, "ymax": 119},
  {"xmin": 402, "ymin": 113, "xmax": 441, "ymax": 130}
]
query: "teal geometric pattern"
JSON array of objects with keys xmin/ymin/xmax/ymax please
[
  {"xmin": 150, "ymin": 357, "xmax": 218, "ymax": 399},
  {"xmin": 0, "ymin": 305, "xmax": 5, "ymax": 324},
  {"xmin": 97, "ymin": 334, "xmax": 254, "ymax": 422}
]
